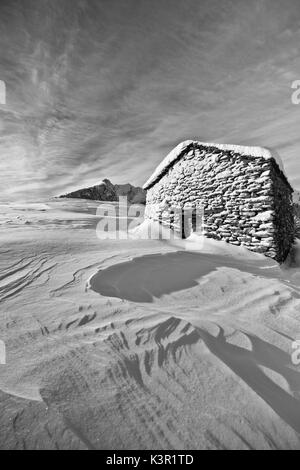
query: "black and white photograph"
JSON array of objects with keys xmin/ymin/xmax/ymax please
[{"xmin": 0, "ymin": 0, "xmax": 300, "ymax": 453}]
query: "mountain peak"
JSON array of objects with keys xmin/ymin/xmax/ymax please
[
  {"xmin": 100, "ymin": 178, "xmax": 112, "ymax": 185},
  {"xmin": 59, "ymin": 179, "xmax": 146, "ymax": 204}
]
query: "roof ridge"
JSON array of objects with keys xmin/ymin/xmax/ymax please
[{"xmin": 143, "ymin": 140, "xmax": 286, "ymax": 190}]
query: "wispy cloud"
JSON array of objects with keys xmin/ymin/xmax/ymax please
[{"xmin": 1, "ymin": 0, "xmax": 300, "ymax": 201}]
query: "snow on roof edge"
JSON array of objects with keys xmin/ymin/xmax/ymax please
[{"xmin": 143, "ymin": 140, "xmax": 287, "ymax": 190}]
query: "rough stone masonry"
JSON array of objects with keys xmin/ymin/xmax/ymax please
[{"xmin": 143, "ymin": 140, "xmax": 295, "ymax": 262}]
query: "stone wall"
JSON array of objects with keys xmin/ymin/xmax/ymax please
[
  {"xmin": 145, "ymin": 143, "xmax": 294, "ymax": 262},
  {"xmin": 272, "ymin": 168, "xmax": 295, "ymax": 261},
  {"xmin": 294, "ymin": 203, "xmax": 300, "ymax": 239}
]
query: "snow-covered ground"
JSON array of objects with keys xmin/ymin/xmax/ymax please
[{"xmin": 0, "ymin": 199, "xmax": 300, "ymax": 449}]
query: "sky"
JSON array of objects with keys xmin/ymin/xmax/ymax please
[{"xmin": 1, "ymin": 0, "xmax": 300, "ymax": 201}]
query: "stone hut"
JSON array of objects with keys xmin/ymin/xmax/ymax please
[{"xmin": 143, "ymin": 140, "xmax": 294, "ymax": 262}]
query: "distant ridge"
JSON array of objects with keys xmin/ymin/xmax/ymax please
[{"xmin": 59, "ymin": 178, "xmax": 146, "ymax": 204}]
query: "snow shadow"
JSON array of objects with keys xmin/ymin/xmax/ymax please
[
  {"xmin": 89, "ymin": 250, "xmax": 300, "ymax": 303},
  {"xmin": 198, "ymin": 326, "xmax": 300, "ymax": 434}
]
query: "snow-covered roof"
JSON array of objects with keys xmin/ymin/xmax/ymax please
[{"xmin": 143, "ymin": 140, "xmax": 286, "ymax": 190}]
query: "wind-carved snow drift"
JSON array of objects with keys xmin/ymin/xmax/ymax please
[{"xmin": 144, "ymin": 141, "xmax": 295, "ymax": 262}]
